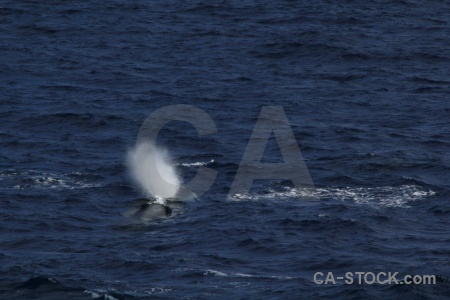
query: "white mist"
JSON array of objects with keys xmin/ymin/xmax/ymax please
[{"xmin": 127, "ymin": 142, "xmax": 180, "ymax": 201}]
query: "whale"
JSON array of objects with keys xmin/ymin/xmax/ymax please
[
  {"xmin": 138, "ymin": 201, "xmax": 172, "ymax": 217},
  {"xmin": 124, "ymin": 185, "xmax": 197, "ymax": 222},
  {"xmin": 124, "ymin": 197, "xmax": 187, "ymax": 221}
]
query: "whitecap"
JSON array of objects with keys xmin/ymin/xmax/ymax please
[
  {"xmin": 83, "ymin": 290, "xmax": 119, "ymax": 300},
  {"xmin": 229, "ymin": 185, "xmax": 436, "ymax": 208},
  {"xmin": 0, "ymin": 170, "xmax": 102, "ymax": 190},
  {"xmin": 202, "ymin": 269, "xmax": 294, "ymax": 280},
  {"xmin": 177, "ymin": 159, "xmax": 214, "ymax": 167}
]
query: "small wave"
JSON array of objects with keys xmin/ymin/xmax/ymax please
[
  {"xmin": 85, "ymin": 286, "xmax": 171, "ymax": 298},
  {"xmin": 230, "ymin": 185, "xmax": 436, "ymax": 208},
  {"xmin": 0, "ymin": 170, "xmax": 102, "ymax": 190},
  {"xmin": 177, "ymin": 159, "xmax": 214, "ymax": 167},
  {"xmin": 145, "ymin": 287, "xmax": 172, "ymax": 294},
  {"xmin": 318, "ymin": 185, "xmax": 436, "ymax": 208},
  {"xmin": 15, "ymin": 276, "xmax": 58, "ymax": 289},
  {"xmin": 84, "ymin": 290, "xmax": 119, "ymax": 300},
  {"xmin": 231, "ymin": 187, "xmax": 319, "ymax": 201},
  {"xmin": 202, "ymin": 269, "xmax": 294, "ymax": 280}
]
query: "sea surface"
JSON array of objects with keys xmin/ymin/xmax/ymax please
[{"xmin": 1, "ymin": 1, "xmax": 450, "ymax": 299}]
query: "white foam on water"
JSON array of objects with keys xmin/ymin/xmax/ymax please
[
  {"xmin": 0, "ymin": 170, "xmax": 101, "ymax": 190},
  {"xmin": 144, "ymin": 287, "xmax": 172, "ymax": 294},
  {"xmin": 202, "ymin": 269, "xmax": 294, "ymax": 280},
  {"xmin": 230, "ymin": 187, "xmax": 318, "ymax": 201},
  {"xmin": 83, "ymin": 290, "xmax": 119, "ymax": 300},
  {"xmin": 177, "ymin": 159, "xmax": 214, "ymax": 167},
  {"xmin": 127, "ymin": 142, "xmax": 180, "ymax": 200},
  {"xmin": 318, "ymin": 185, "xmax": 436, "ymax": 208},
  {"xmin": 230, "ymin": 185, "xmax": 436, "ymax": 208}
]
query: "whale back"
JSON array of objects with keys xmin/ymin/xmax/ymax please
[{"xmin": 125, "ymin": 197, "xmax": 186, "ymax": 222}]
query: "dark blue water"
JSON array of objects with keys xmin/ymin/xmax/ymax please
[{"xmin": 1, "ymin": 1, "xmax": 450, "ymax": 299}]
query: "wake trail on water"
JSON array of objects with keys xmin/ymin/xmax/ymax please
[{"xmin": 127, "ymin": 142, "xmax": 180, "ymax": 202}]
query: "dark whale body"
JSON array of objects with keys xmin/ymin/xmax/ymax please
[
  {"xmin": 125, "ymin": 197, "xmax": 184, "ymax": 221},
  {"xmin": 138, "ymin": 201, "xmax": 172, "ymax": 216}
]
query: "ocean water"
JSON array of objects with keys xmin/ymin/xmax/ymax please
[{"xmin": 1, "ymin": 1, "xmax": 450, "ymax": 299}]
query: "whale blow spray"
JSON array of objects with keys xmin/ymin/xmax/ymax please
[{"xmin": 127, "ymin": 142, "xmax": 180, "ymax": 201}]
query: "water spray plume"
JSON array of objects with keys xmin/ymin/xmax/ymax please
[{"xmin": 127, "ymin": 142, "xmax": 180, "ymax": 202}]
